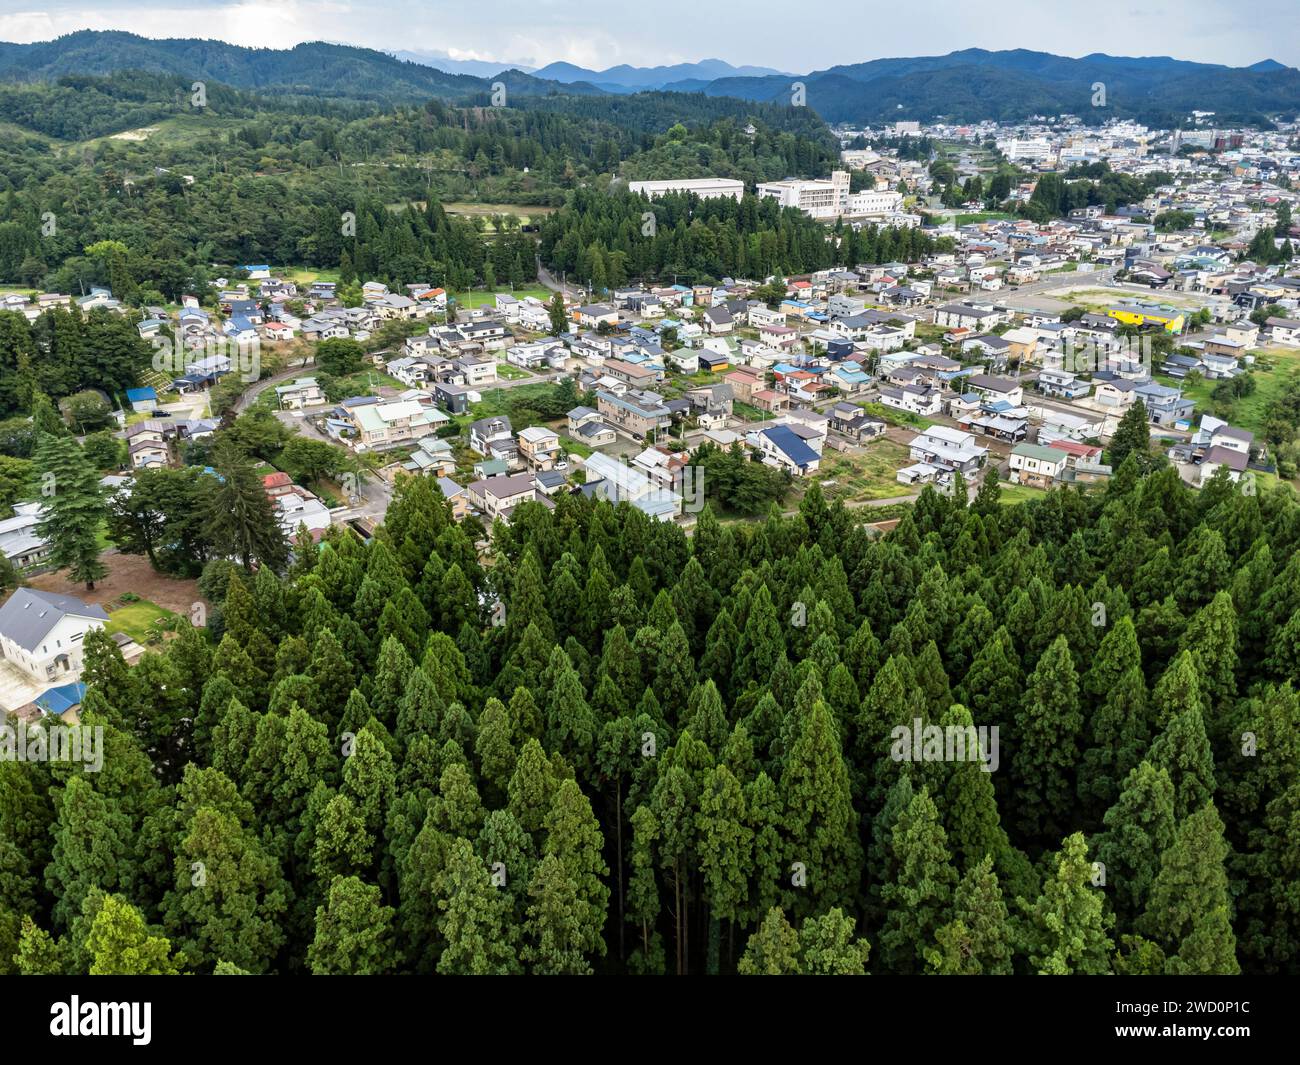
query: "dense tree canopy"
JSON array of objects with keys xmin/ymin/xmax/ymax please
[{"xmin": 4, "ymin": 459, "xmax": 1298, "ymax": 975}]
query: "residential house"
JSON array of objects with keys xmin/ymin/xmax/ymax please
[
  {"xmin": 467, "ymin": 473, "xmax": 539, "ymax": 523},
  {"xmin": 1035, "ymin": 369, "xmax": 1091, "ymax": 399},
  {"xmin": 703, "ymin": 306, "xmax": 734, "ymax": 335},
  {"xmin": 1264, "ymin": 316, "xmax": 1300, "ymax": 345},
  {"xmin": 435, "ymin": 477, "xmax": 470, "ymax": 520},
  {"xmin": 934, "ymin": 303, "xmax": 1002, "ymax": 331},
  {"xmin": 907, "ymin": 426, "xmax": 987, "ymax": 474},
  {"xmin": 965, "ymin": 373, "xmax": 1024, "ymax": 407},
  {"xmin": 574, "ymin": 304, "xmax": 619, "ymax": 329},
  {"xmin": 518, "ymin": 426, "xmax": 562, "ymax": 471},
  {"xmin": 602, "ymin": 358, "xmax": 662, "ymax": 387},
  {"xmin": 1198, "ymin": 440, "xmax": 1249, "ymax": 484},
  {"xmin": 749, "ymin": 425, "xmax": 821, "ymax": 476},
  {"xmin": 0, "ymin": 588, "xmax": 108, "ymax": 683},
  {"xmin": 0, "ymin": 503, "xmax": 50, "ymax": 569},
  {"xmin": 1009, "ymin": 442, "xmax": 1069, "ymax": 488},
  {"xmin": 878, "ymin": 384, "xmax": 943, "ymax": 417},
  {"xmin": 469, "ymin": 416, "xmax": 516, "ymax": 460},
  {"xmin": 275, "ymin": 377, "xmax": 325, "ymax": 409},
  {"xmin": 828, "ymin": 402, "xmax": 886, "ymax": 441},
  {"xmin": 401, "ymin": 436, "xmax": 456, "ymax": 478},
  {"xmin": 349, "ymin": 400, "xmax": 449, "ymax": 448},
  {"xmin": 1134, "ymin": 381, "xmax": 1196, "ymax": 427},
  {"xmin": 582, "ymin": 452, "xmax": 681, "ymax": 520}
]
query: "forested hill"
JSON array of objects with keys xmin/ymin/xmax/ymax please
[{"xmin": 0, "ymin": 30, "xmax": 603, "ymax": 104}]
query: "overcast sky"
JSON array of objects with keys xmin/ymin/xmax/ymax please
[{"xmin": 1, "ymin": 0, "xmax": 1296, "ymax": 71}]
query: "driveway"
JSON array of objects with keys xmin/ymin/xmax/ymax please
[{"xmin": 0, "ymin": 661, "xmax": 52, "ymax": 713}]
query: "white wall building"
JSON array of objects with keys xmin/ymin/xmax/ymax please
[
  {"xmin": 628, "ymin": 178, "xmax": 745, "ymax": 202},
  {"xmin": 0, "ymin": 589, "xmax": 108, "ymax": 683},
  {"xmin": 756, "ymin": 171, "xmax": 850, "ymax": 219}
]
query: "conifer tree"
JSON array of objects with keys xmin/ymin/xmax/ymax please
[
  {"xmin": 1018, "ymin": 832, "xmax": 1112, "ymax": 975},
  {"xmin": 1139, "ymin": 803, "xmax": 1239, "ymax": 975},
  {"xmin": 307, "ymin": 875, "xmax": 396, "ymax": 975},
  {"xmin": 33, "ymin": 434, "xmax": 106, "ymax": 589},
  {"xmin": 878, "ymin": 786, "xmax": 958, "ymax": 974}
]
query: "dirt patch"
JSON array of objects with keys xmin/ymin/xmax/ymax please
[
  {"xmin": 25, "ymin": 553, "xmax": 207, "ymax": 616},
  {"xmin": 110, "ymin": 127, "xmax": 158, "ymax": 141}
]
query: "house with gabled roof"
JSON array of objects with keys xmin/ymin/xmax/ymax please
[
  {"xmin": 748, "ymin": 424, "xmax": 821, "ymax": 476},
  {"xmin": 0, "ymin": 588, "xmax": 108, "ymax": 683}
]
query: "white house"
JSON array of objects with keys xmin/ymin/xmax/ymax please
[
  {"xmin": 1009, "ymin": 442, "xmax": 1069, "ymax": 488},
  {"xmin": 0, "ymin": 502, "xmax": 52, "ymax": 570},
  {"xmin": 0, "ymin": 588, "xmax": 108, "ymax": 683},
  {"xmin": 907, "ymin": 426, "xmax": 987, "ymax": 474}
]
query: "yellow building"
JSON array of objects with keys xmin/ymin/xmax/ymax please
[{"xmin": 1106, "ymin": 305, "xmax": 1186, "ymax": 334}]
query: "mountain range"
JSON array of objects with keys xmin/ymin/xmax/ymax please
[
  {"xmin": 0, "ymin": 30, "xmax": 603, "ymax": 103},
  {"xmin": 0, "ymin": 33, "xmax": 1297, "ymax": 124},
  {"xmin": 672, "ymin": 49, "xmax": 1300, "ymax": 124}
]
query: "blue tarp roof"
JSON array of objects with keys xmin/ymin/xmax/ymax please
[
  {"xmin": 36, "ymin": 682, "xmax": 86, "ymax": 717},
  {"xmin": 125, "ymin": 387, "xmax": 157, "ymax": 402}
]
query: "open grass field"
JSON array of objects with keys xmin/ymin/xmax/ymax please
[
  {"xmin": 954, "ymin": 212, "xmax": 1017, "ymax": 226},
  {"xmin": 813, "ymin": 440, "xmax": 912, "ymax": 503},
  {"xmin": 495, "ymin": 362, "xmax": 533, "ymax": 381},
  {"xmin": 450, "ymin": 287, "xmax": 552, "ymax": 309},
  {"xmin": 443, "ymin": 202, "xmax": 558, "ymax": 224},
  {"xmin": 861, "ymin": 401, "xmax": 934, "ymax": 431},
  {"xmin": 997, "ymin": 482, "xmax": 1051, "ymax": 505}
]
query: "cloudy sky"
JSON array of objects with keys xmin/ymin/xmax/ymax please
[{"xmin": 0, "ymin": 0, "xmax": 1296, "ymax": 71}]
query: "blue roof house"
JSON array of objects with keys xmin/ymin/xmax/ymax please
[{"xmin": 125, "ymin": 386, "xmax": 158, "ymax": 412}]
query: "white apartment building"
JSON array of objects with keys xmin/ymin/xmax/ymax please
[
  {"xmin": 628, "ymin": 178, "xmax": 745, "ymax": 202},
  {"xmin": 756, "ymin": 171, "xmax": 850, "ymax": 219},
  {"xmin": 846, "ymin": 189, "xmax": 904, "ymax": 217},
  {"xmin": 996, "ymin": 138, "xmax": 1055, "ymax": 164}
]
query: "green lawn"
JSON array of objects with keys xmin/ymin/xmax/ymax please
[
  {"xmin": 282, "ymin": 267, "xmax": 341, "ymax": 286},
  {"xmin": 954, "ymin": 212, "xmax": 1016, "ymax": 226},
  {"xmin": 104, "ymin": 598, "xmax": 178, "ymax": 647},
  {"xmin": 496, "ymin": 362, "xmax": 533, "ymax": 381},
  {"xmin": 861, "ymin": 401, "xmax": 933, "ymax": 430},
  {"xmin": 559, "ymin": 435, "xmax": 593, "ymax": 459},
  {"xmin": 997, "ymin": 483, "xmax": 1051, "ymax": 505}
]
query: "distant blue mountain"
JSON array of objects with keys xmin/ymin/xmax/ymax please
[
  {"xmin": 531, "ymin": 58, "xmax": 790, "ymax": 91},
  {"xmin": 668, "ymin": 49, "xmax": 1300, "ymax": 124}
]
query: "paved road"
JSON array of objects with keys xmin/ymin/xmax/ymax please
[
  {"xmin": 234, "ymin": 358, "xmax": 316, "ymax": 413},
  {"xmin": 536, "ymin": 261, "xmax": 586, "ymax": 301}
]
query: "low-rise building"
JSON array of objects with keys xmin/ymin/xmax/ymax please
[
  {"xmin": 597, "ymin": 389, "xmax": 671, "ymax": 440},
  {"xmin": 518, "ymin": 426, "xmax": 562, "ymax": 470},
  {"xmin": 1009, "ymin": 442, "xmax": 1069, "ymax": 488},
  {"xmin": 276, "ymin": 377, "xmax": 325, "ymax": 409},
  {"xmin": 467, "ymin": 473, "xmax": 538, "ymax": 522},
  {"xmin": 0, "ymin": 588, "xmax": 108, "ymax": 683},
  {"xmin": 349, "ymin": 399, "xmax": 449, "ymax": 448},
  {"xmin": 907, "ymin": 426, "xmax": 987, "ymax": 475}
]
